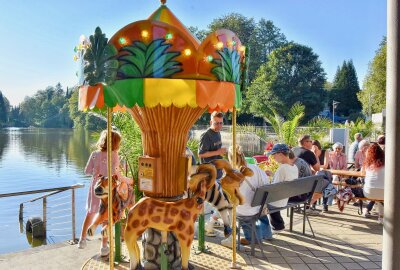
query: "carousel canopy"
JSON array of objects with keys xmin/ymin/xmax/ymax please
[{"xmin": 77, "ymin": 2, "xmax": 246, "ymax": 112}]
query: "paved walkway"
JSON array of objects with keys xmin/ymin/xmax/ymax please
[{"xmin": 0, "ymin": 204, "xmax": 382, "ymax": 270}]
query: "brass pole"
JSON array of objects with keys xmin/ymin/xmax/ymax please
[
  {"xmin": 107, "ymin": 107, "xmax": 114, "ymax": 270},
  {"xmin": 230, "ymin": 107, "xmax": 241, "ymax": 269}
]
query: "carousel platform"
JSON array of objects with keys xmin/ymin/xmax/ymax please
[{"xmin": 81, "ymin": 240, "xmax": 251, "ymax": 270}]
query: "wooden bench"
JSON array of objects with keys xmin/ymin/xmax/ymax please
[{"xmin": 236, "ymin": 175, "xmax": 323, "ymax": 256}]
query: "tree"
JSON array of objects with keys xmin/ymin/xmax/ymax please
[
  {"xmin": 358, "ymin": 37, "xmax": 386, "ymax": 116},
  {"xmin": 330, "ymin": 60, "xmax": 362, "ymax": 116},
  {"xmin": 246, "ymin": 42, "xmax": 327, "ymax": 121},
  {"xmin": 187, "ymin": 26, "xmax": 208, "ymax": 41},
  {"xmin": 0, "ymin": 91, "xmax": 8, "ymax": 125}
]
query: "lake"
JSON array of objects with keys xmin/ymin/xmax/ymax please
[{"xmin": 0, "ymin": 128, "xmax": 94, "ymax": 254}]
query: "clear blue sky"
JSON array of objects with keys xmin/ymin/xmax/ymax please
[{"xmin": 0, "ymin": 0, "xmax": 386, "ymax": 106}]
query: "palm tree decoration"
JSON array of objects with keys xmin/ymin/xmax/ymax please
[
  {"xmin": 211, "ymin": 48, "xmax": 241, "ymax": 83},
  {"xmin": 117, "ymin": 39, "xmax": 182, "ymax": 78},
  {"xmin": 83, "ymin": 27, "xmax": 118, "ymax": 85},
  {"xmin": 264, "ymin": 102, "xmax": 305, "ymax": 147}
]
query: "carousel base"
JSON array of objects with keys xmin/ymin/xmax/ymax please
[{"xmin": 81, "ymin": 240, "xmax": 250, "ymax": 270}]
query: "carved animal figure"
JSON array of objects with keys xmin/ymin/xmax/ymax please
[
  {"xmin": 213, "ymin": 159, "xmax": 254, "ymax": 205},
  {"xmin": 87, "ymin": 175, "xmax": 134, "ymax": 237},
  {"xmin": 124, "ymin": 164, "xmax": 216, "ymax": 270}
]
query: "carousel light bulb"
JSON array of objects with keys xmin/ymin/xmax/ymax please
[
  {"xmin": 119, "ymin": 37, "xmax": 127, "ymax": 45},
  {"xmin": 141, "ymin": 30, "xmax": 149, "ymax": 38},
  {"xmin": 216, "ymin": 42, "xmax": 224, "ymax": 49},
  {"xmin": 73, "ymin": 55, "xmax": 78, "ymax": 61},
  {"xmin": 207, "ymin": 55, "xmax": 213, "ymax": 62},
  {"xmin": 184, "ymin": 49, "xmax": 191, "ymax": 56},
  {"xmin": 232, "ymin": 40, "xmax": 237, "ymax": 46},
  {"xmin": 239, "ymin": 45, "xmax": 246, "ymax": 52},
  {"xmin": 165, "ymin": 33, "xmax": 173, "ymax": 40}
]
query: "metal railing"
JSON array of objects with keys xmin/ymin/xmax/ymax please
[{"xmin": 0, "ymin": 184, "xmax": 84, "ymax": 243}]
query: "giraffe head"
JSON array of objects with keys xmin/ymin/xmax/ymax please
[
  {"xmin": 228, "ymin": 145, "xmax": 247, "ymax": 168},
  {"xmin": 213, "ymin": 159, "xmax": 253, "ymax": 205},
  {"xmin": 93, "ymin": 174, "xmax": 119, "ymax": 199},
  {"xmin": 187, "ymin": 163, "xmax": 216, "ymax": 205}
]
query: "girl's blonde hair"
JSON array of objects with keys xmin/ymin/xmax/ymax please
[{"xmin": 96, "ymin": 130, "xmax": 122, "ymax": 152}]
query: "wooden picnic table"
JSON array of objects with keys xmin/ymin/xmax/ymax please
[{"xmin": 328, "ymin": 169, "xmax": 365, "ymax": 178}]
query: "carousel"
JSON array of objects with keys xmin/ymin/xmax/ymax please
[{"xmin": 77, "ymin": 1, "xmax": 249, "ymax": 269}]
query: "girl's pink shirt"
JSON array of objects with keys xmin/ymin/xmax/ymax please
[{"xmin": 328, "ymin": 151, "xmax": 347, "ymax": 170}]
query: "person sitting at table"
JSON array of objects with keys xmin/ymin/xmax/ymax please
[
  {"xmin": 328, "ymin": 142, "xmax": 347, "ymax": 170},
  {"xmin": 354, "ymin": 140, "xmax": 370, "ymax": 170},
  {"xmin": 352, "ymin": 143, "xmax": 385, "ymax": 224},
  {"xmin": 311, "ymin": 140, "xmax": 329, "ymax": 170}
]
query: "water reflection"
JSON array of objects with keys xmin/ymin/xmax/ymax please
[{"xmin": 0, "ymin": 131, "xmax": 9, "ymax": 161}]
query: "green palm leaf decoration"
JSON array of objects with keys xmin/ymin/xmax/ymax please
[
  {"xmin": 211, "ymin": 48, "xmax": 241, "ymax": 84},
  {"xmin": 117, "ymin": 39, "xmax": 182, "ymax": 78},
  {"xmin": 83, "ymin": 27, "xmax": 118, "ymax": 85}
]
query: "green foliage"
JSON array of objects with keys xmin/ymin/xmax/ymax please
[
  {"xmin": 340, "ymin": 118, "xmax": 375, "ymax": 140},
  {"xmin": 211, "ymin": 48, "xmax": 241, "ymax": 83},
  {"xmin": 117, "ymin": 39, "xmax": 182, "ymax": 78},
  {"xmin": 247, "ymin": 43, "xmax": 327, "ymax": 121},
  {"xmin": 187, "ymin": 26, "xmax": 209, "ymax": 41},
  {"xmin": 263, "ymin": 102, "xmax": 305, "ymax": 147},
  {"xmin": 306, "ymin": 116, "xmax": 332, "ymax": 144},
  {"xmin": 83, "ymin": 27, "xmax": 118, "ymax": 85},
  {"xmin": 358, "ymin": 37, "xmax": 386, "ymax": 116},
  {"xmin": 330, "ymin": 60, "xmax": 362, "ymax": 116},
  {"xmin": 18, "ymin": 84, "xmax": 72, "ymax": 128},
  {"xmin": 0, "ymin": 91, "xmax": 8, "ymax": 125},
  {"xmin": 187, "ymin": 138, "xmax": 200, "ymax": 163}
]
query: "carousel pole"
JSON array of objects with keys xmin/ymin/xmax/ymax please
[
  {"xmin": 107, "ymin": 107, "xmax": 115, "ymax": 270},
  {"xmin": 230, "ymin": 107, "xmax": 241, "ymax": 270}
]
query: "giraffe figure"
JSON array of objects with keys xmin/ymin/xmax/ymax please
[
  {"xmin": 124, "ymin": 164, "xmax": 216, "ymax": 270},
  {"xmin": 213, "ymin": 159, "xmax": 254, "ymax": 205}
]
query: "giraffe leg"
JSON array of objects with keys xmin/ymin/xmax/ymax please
[
  {"xmin": 177, "ymin": 233, "xmax": 192, "ymax": 270},
  {"xmin": 125, "ymin": 229, "xmax": 139, "ymax": 270}
]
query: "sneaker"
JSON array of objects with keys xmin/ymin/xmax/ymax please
[
  {"xmin": 205, "ymin": 220, "xmax": 217, "ymax": 237},
  {"xmin": 221, "ymin": 235, "xmax": 233, "ymax": 248},
  {"xmin": 363, "ymin": 209, "xmax": 372, "ymax": 218},
  {"xmin": 100, "ymin": 245, "xmax": 110, "ymax": 257},
  {"xmin": 378, "ymin": 217, "xmax": 384, "ymax": 224},
  {"xmin": 77, "ymin": 239, "xmax": 87, "ymax": 249},
  {"xmin": 323, "ymin": 205, "xmax": 328, "ymax": 212},
  {"xmin": 305, "ymin": 208, "xmax": 320, "ymax": 215}
]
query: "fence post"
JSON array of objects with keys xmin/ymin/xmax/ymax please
[
  {"xmin": 71, "ymin": 189, "xmax": 76, "ymax": 243},
  {"xmin": 43, "ymin": 197, "xmax": 47, "ymax": 238}
]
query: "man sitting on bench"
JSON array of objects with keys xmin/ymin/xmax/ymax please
[
  {"xmin": 352, "ymin": 143, "xmax": 385, "ymax": 224},
  {"xmin": 266, "ymin": 144, "xmax": 298, "ymax": 232}
]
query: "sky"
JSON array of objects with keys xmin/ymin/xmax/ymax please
[{"xmin": 0, "ymin": 0, "xmax": 386, "ymax": 106}]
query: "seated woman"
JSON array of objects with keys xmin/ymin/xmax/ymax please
[
  {"xmin": 312, "ymin": 140, "xmax": 329, "ymax": 170},
  {"xmin": 353, "ymin": 143, "xmax": 384, "ymax": 223},
  {"xmin": 354, "ymin": 140, "xmax": 370, "ymax": 170},
  {"xmin": 328, "ymin": 142, "xmax": 347, "ymax": 170}
]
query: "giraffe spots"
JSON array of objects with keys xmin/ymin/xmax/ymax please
[
  {"xmin": 148, "ymin": 204, "xmax": 155, "ymax": 215},
  {"xmin": 186, "ymin": 225, "xmax": 194, "ymax": 235},
  {"xmin": 169, "ymin": 225, "xmax": 176, "ymax": 231},
  {"xmin": 137, "ymin": 229, "xmax": 145, "ymax": 237},
  {"xmin": 152, "ymin": 200, "xmax": 164, "ymax": 207},
  {"xmin": 141, "ymin": 220, "xmax": 149, "ymax": 227},
  {"xmin": 187, "ymin": 239, "xmax": 192, "ymax": 247},
  {"xmin": 170, "ymin": 208, "xmax": 179, "ymax": 216},
  {"xmin": 185, "ymin": 199, "xmax": 194, "ymax": 208},
  {"xmin": 138, "ymin": 203, "xmax": 147, "ymax": 216},
  {"xmin": 192, "ymin": 214, "xmax": 198, "ymax": 222},
  {"xmin": 126, "ymin": 226, "xmax": 131, "ymax": 231},
  {"xmin": 178, "ymin": 233, "xmax": 186, "ymax": 240},
  {"xmin": 177, "ymin": 221, "xmax": 186, "ymax": 231},
  {"xmin": 180, "ymin": 209, "xmax": 191, "ymax": 220},
  {"xmin": 151, "ymin": 216, "xmax": 161, "ymax": 223},
  {"xmin": 164, "ymin": 217, "xmax": 174, "ymax": 224},
  {"xmin": 131, "ymin": 219, "xmax": 140, "ymax": 228}
]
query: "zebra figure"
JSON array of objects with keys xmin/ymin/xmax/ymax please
[{"xmin": 205, "ymin": 181, "xmax": 232, "ymax": 237}]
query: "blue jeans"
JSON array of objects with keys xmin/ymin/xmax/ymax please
[{"xmin": 242, "ymin": 215, "xmax": 273, "ymax": 241}]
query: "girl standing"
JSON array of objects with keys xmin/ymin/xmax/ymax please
[{"xmin": 78, "ymin": 130, "xmax": 123, "ymax": 256}]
